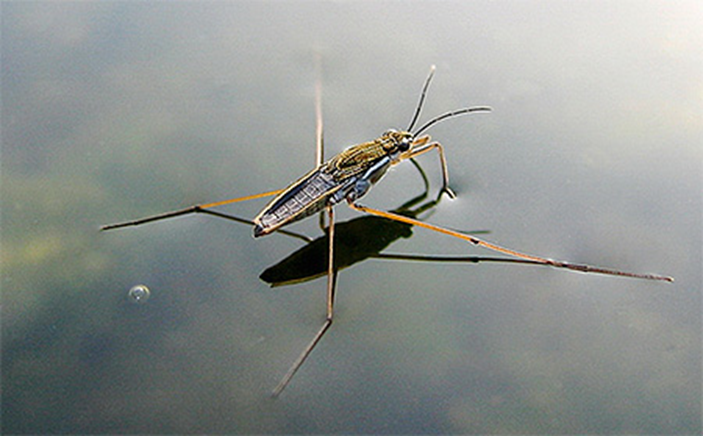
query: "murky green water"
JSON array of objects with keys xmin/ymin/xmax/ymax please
[{"xmin": 3, "ymin": 2, "xmax": 701, "ymax": 434}]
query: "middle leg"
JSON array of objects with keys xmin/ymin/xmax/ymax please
[{"xmin": 271, "ymin": 204, "xmax": 339, "ymax": 397}]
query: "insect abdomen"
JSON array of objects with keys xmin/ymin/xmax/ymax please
[{"xmin": 253, "ymin": 168, "xmax": 343, "ymax": 237}]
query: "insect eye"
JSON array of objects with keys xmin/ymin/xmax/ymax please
[{"xmin": 398, "ymin": 137, "xmax": 411, "ymax": 152}]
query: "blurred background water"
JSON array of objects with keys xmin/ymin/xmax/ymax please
[{"xmin": 2, "ymin": 2, "xmax": 701, "ymax": 434}]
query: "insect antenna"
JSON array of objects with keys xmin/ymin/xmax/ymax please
[
  {"xmin": 413, "ymin": 106, "xmax": 492, "ymax": 137},
  {"xmin": 406, "ymin": 65, "xmax": 436, "ymax": 132}
]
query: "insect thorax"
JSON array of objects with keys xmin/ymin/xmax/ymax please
[{"xmin": 330, "ymin": 131, "xmax": 412, "ymax": 173}]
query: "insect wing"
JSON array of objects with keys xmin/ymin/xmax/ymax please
[{"xmin": 253, "ymin": 165, "xmax": 346, "ymax": 237}]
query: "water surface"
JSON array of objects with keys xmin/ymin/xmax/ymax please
[{"xmin": 3, "ymin": 2, "xmax": 701, "ymax": 434}]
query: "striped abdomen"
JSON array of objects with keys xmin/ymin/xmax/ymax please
[{"xmin": 253, "ymin": 166, "xmax": 348, "ymax": 237}]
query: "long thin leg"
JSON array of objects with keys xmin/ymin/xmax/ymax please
[
  {"xmin": 272, "ymin": 205, "xmax": 338, "ymax": 397},
  {"xmin": 374, "ymin": 253, "xmax": 548, "ymax": 266},
  {"xmin": 100, "ymin": 189, "xmax": 283, "ymax": 231},
  {"xmin": 315, "ymin": 52, "xmax": 324, "ymax": 167},
  {"xmin": 348, "ymin": 202, "xmax": 673, "ymax": 282},
  {"xmin": 314, "ymin": 53, "xmax": 330, "ymax": 233},
  {"xmin": 325, "ymin": 206, "xmax": 336, "ymax": 317},
  {"xmin": 401, "ymin": 137, "xmax": 455, "ymax": 199}
]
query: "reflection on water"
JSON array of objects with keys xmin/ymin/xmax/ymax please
[{"xmin": 3, "ymin": 2, "xmax": 700, "ymax": 434}]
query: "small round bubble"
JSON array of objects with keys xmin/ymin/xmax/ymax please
[{"xmin": 128, "ymin": 285, "xmax": 150, "ymax": 304}]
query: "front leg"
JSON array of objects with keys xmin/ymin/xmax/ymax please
[{"xmin": 402, "ymin": 137, "xmax": 456, "ymax": 200}]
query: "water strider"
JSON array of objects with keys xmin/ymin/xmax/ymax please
[{"xmin": 102, "ymin": 65, "xmax": 673, "ymax": 397}]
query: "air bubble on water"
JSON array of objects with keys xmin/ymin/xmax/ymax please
[{"xmin": 128, "ymin": 285, "xmax": 150, "ymax": 304}]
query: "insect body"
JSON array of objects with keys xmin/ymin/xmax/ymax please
[{"xmin": 254, "ymin": 130, "xmax": 417, "ymax": 236}]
